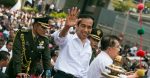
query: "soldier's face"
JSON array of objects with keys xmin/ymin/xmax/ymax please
[
  {"xmin": 90, "ymin": 37, "xmax": 99, "ymax": 49},
  {"xmin": 36, "ymin": 24, "xmax": 48, "ymax": 36}
]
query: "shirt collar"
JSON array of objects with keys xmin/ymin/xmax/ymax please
[
  {"xmin": 73, "ymin": 33, "xmax": 90, "ymax": 44},
  {"xmin": 101, "ymin": 51, "xmax": 113, "ymax": 63}
]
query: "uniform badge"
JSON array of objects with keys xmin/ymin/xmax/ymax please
[
  {"xmin": 37, "ymin": 41, "xmax": 45, "ymax": 49},
  {"xmin": 25, "ymin": 41, "xmax": 30, "ymax": 46},
  {"xmin": 97, "ymin": 30, "xmax": 101, "ymax": 36}
]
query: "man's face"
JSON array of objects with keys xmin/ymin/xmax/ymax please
[
  {"xmin": 9, "ymin": 30, "xmax": 15, "ymax": 38},
  {"xmin": 76, "ymin": 18, "xmax": 93, "ymax": 40},
  {"xmin": 6, "ymin": 42, "xmax": 13, "ymax": 52},
  {"xmin": 35, "ymin": 24, "xmax": 48, "ymax": 36},
  {"xmin": 108, "ymin": 40, "xmax": 121, "ymax": 59},
  {"xmin": 2, "ymin": 55, "xmax": 10, "ymax": 67},
  {"xmin": 90, "ymin": 38, "xmax": 99, "ymax": 49}
]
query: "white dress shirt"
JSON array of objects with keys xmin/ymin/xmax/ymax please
[
  {"xmin": 53, "ymin": 31, "xmax": 92, "ymax": 78},
  {"xmin": 0, "ymin": 44, "xmax": 12, "ymax": 59},
  {"xmin": 87, "ymin": 51, "xmax": 113, "ymax": 78}
]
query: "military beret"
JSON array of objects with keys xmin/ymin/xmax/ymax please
[
  {"xmin": 33, "ymin": 16, "xmax": 53, "ymax": 28},
  {"xmin": 90, "ymin": 28, "xmax": 103, "ymax": 41}
]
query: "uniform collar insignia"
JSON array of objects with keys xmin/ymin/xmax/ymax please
[{"xmin": 97, "ymin": 30, "xmax": 101, "ymax": 36}]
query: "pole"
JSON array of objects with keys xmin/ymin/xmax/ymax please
[{"xmin": 122, "ymin": 11, "xmax": 130, "ymax": 34}]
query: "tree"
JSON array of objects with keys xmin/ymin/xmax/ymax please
[
  {"xmin": 112, "ymin": 0, "xmax": 136, "ymax": 12},
  {"xmin": 0, "ymin": 0, "xmax": 17, "ymax": 7},
  {"xmin": 145, "ymin": 2, "xmax": 150, "ymax": 8}
]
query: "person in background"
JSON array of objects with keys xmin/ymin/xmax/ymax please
[
  {"xmin": 50, "ymin": 50, "xmax": 58, "ymax": 77},
  {"xmin": 0, "ymin": 39, "xmax": 13, "ymax": 73},
  {"xmin": 0, "ymin": 51, "xmax": 10, "ymax": 78},
  {"xmin": 37, "ymin": 0, "xmax": 43, "ymax": 13},
  {"xmin": 53, "ymin": 7, "xmax": 94, "ymax": 78},
  {"xmin": 8, "ymin": 29, "xmax": 15, "ymax": 41},
  {"xmin": 6, "ymin": 17, "xmax": 51, "ymax": 78},
  {"xmin": 89, "ymin": 28, "xmax": 103, "ymax": 63},
  {"xmin": 0, "ymin": 39, "xmax": 13, "ymax": 57}
]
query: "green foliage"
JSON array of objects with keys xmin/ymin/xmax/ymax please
[
  {"xmin": 112, "ymin": 0, "xmax": 136, "ymax": 12},
  {"xmin": 0, "ymin": 0, "xmax": 16, "ymax": 7},
  {"xmin": 22, "ymin": 7, "xmax": 38, "ymax": 13},
  {"xmin": 145, "ymin": 2, "xmax": 150, "ymax": 8},
  {"xmin": 50, "ymin": 11, "xmax": 67, "ymax": 18}
]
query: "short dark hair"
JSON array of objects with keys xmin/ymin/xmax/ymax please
[
  {"xmin": 101, "ymin": 35, "xmax": 120, "ymax": 50},
  {"xmin": 77, "ymin": 14, "xmax": 95, "ymax": 27},
  {"xmin": 6, "ymin": 39, "xmax": 13, "ymax": 45},
  {"xmin": 0, "ymin": 51, "xmax": 10, "ymax": 61}
]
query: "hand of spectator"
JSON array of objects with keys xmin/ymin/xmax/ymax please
[{"xmin": 16, "ymin": 73, "xmax": 29, "ymax": 78}]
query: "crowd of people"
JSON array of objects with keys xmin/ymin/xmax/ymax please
[{"xmin": 0, "ymin": 3, "xmax": 150, "ymax": 78}]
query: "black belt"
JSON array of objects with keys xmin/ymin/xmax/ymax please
[{"xmin": 57, "ymin": 70, "xmax": 77, "ymax": 78}]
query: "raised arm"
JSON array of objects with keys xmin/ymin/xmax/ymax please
[{"xmin": 59, "ymin": 7, "xmax": 80, "ymax": 37}]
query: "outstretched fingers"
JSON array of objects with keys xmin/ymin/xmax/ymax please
[
  {"xmin": 68, "ymin": 7, "xmax": 80, "ymax": 18},
  {"xmin": 66, "ymin": 7, "xmax": 80, "ymax": 27}
]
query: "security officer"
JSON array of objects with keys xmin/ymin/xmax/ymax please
[
  {"xmin": 89, "ymin": 28, "xmax": 103, "ymax": 63},
  {"xmin": 6, "ymin": 17, "xmax": 51, "ymax": 78}
]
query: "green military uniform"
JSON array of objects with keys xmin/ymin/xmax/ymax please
[{"xmin": 6, "ymin": 17, "xmax": 51, "ymax": 78}]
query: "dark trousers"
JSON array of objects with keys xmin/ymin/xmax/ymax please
[{"xmin": 53, "ymin": 70, "xmax": 77, "ymax": 78}]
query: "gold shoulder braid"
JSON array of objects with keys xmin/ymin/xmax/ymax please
[{"xmin": 20, "ymin": 33, "xmax": 31, "ymax": 74}]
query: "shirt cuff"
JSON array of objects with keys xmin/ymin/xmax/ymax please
[{"xmin": 54, "ymin": 30, "xmax": 67, "ymax": 45}]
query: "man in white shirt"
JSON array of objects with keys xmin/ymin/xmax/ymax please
[
  {"xmin": 0, "ymin": 40, "xmax": 13, "ymax": 59},
  {"xmin": 87, "ymin": 35, "xmax": 121, "ymax": 78},
  {"xmin": 53, "ymin": 7, "xmax": 94, "ymax": 78}
]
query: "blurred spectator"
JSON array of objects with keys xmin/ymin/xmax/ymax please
[
  {"xmin": 3, "ymin": 29, "xmax": 9, "ymax": 41},
  {"xmin": 0, "ymin": 51, "xmax": 10, "ymax": 78},
  {"xmin": 0, "ymin": 39, "xmax": 13, "ymax": 73},
  {"xmin": 130, "ymin": 45, "xmax": 138, "ymax": 56},
  {"xmin": 50, "ymin": 50, "xmax": 58, "ymax": 77},
  {"xmin": 121, "ymin": 44, "xmax": 131, "ymax": 57},
  {"xmin": 37, "ymin": 0, "xmax": 43, "ymax": 13}
]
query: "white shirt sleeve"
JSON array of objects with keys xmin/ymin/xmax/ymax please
[{"xmin": 53, "ymin": 30, "xmax": 68, "ymax": 46}]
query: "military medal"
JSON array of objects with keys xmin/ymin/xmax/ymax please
[{"xmin": 37, "ymin": 41, "xmax": 45, "ymax": 49}]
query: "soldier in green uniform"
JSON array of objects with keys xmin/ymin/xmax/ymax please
[
  {"xmin": 89, "ymin": 28, "xmax": 103, "ymax": 63},
  {"xmin": 6, "ymin": 17, "xmax": 51, "ymax": 78}
]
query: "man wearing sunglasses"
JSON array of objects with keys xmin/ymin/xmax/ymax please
[{"xmin": 6, "ymin": 17, "xmax": 51, "ymax": 78}]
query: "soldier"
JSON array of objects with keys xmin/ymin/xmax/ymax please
[
  {"xmin": 89, "ymin": 28, "xmax": 103, "ymax": 63},
  {"xmin": 6, "ymin": 17, "xmax": 51, "ymax": 78}
]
